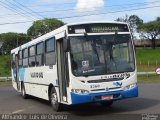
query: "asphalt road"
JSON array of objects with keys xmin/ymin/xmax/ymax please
[{"xmin": 0, "ymin": 84, "xmax": 160, "ymax": 120}]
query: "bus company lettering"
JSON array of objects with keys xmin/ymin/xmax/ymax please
[
  {"xmin": 101, "ymin": 73, "xmax": 130, "ymax": 79},
  {"xmin": 30, "ymin": 72, "xmax": 43, "ymax": 78}
]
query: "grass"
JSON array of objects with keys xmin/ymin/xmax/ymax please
[
  {"xmin": 0, "ymin": 55, "xmax": 11, "ymax": 77},
  {"xmin": 136, "ymin": 48, "xmax": 160, "ymax": 65},
  {"xmin": 137, "ymin": 65, "xmax": 158, "ymax": 72},
  {"xmin": 136, "ymin": 48, "xmax": 160, "ymax": 72},
  {"xmin": 138, "ymin": 74, "xmax": 160, "ymax": 83},
  {"xmin": 0, "ymin": 81, "xmax": 12, "ymax": 85}
]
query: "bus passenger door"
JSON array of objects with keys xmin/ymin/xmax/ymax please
[
  {"xmin": 12, "ymin": 54, "xmax": 20, "ymax": 91},
  {"xmin": 15, "ymin": 54, "xmax": 20, "ymax": 91},
  {"xmin": 56, "ymin": 39, "xmax": 69, "ymax": 103}
]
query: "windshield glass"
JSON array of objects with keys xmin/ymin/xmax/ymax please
[{"xmin": 70, "ymin": 34, "xmax": 135, "ymax": 76}]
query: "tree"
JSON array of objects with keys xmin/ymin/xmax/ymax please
[
  {"xmin": 115, "ymin": 14, "xmax": 143, "ymax": 39},
  {"xmin": 27, "ymin": 18, "xmax": 64, "ymax": 39},
  {"xmin": 115, "ymin": 14, "xmax": 129, "ymax": 23},
  {"xmin": 128, "ymin": 15, "xmax": 143, "ymax": 36},
  {"xmin": 0, "ymin": 33, "xmax": 30, "ymax": 54},
  {"xmin": 156, "ymin": 17, "xmax": 160, "ymax": 21},
  {"xmin": 137, "ymin": 18, "xmax": 160, "ymax": 49}
]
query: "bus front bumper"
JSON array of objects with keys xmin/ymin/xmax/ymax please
[{"xmin": 71, "ymin": 86, "xmax": 138, "ymax": 104}]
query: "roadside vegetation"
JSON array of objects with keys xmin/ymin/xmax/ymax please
[
  {"xmin": 136, "ymin": 48, "xmax": 160, "ymax": 72},
  {"xmin": 138, "ymin": 74, "xmax": 160, "ymax": 83},
  {"xmin": 0, "ymin": 81, "xmax": 12, "ymax": 85},
  {"xmin": 0, "ymin": 55, "xmax": 11, "ymax": 77}
]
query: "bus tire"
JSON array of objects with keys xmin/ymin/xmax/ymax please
[
  {"xmin": 101, "ymin": 101, "xmax": 113, "ymax": 107},
  {"xmin": 21, "ymin": 83, "xmax": 28, "ymax": 99},
  {"xmin": 50, "ymin": 87, "xmax": 63, "ymax": 112}
]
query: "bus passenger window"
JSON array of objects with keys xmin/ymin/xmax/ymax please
[
  {"xmin": 45, "ymin": 38, "xmax": 56, "ymax": 65},
  {"xmin": 22, "ymin": 48, "xmax": 28, "ymax": 67},
  {"xmin": 36, "ymin": 42, "xmax": 44, "ymax": 66},
  {"xmin": 29, "ymin": 46, "xmax": 36, "ymax": 67}
]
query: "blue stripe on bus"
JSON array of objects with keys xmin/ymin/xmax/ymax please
[
  {"xmin": 71, "ymin": 86, "xmax": 138, "ymax": 104},
  {"xmin": 19, "ymin": 68, "xmax": 26, "ymax": 81}
]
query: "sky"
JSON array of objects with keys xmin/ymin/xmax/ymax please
[{"xmin": 0, "ymin": 0, "xmax": 160, "ymax": 33}]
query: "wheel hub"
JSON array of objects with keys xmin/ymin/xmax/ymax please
[{"xmin": 51, "ymin": 93, "xmax": 57, "ymax": 105}]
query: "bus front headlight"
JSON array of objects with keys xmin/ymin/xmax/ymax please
[
  {"xmin": 71, "ymin": 89, "xmax": 89, "ymax": 94},
  {"xmin": 124, "ymin": 83, "xmax": 137, "ymax": 91}
]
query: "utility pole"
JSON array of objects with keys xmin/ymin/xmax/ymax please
[
  {"xmin": 0, "ymin": 36, "xmax": 3, "ymax": 56},
  {"xmin": 16, "ymin": 33, "xmax": 18, "ymax": 47},
  {"xmin": 2, "ymin": 46, "xmax": 3, "ymax": 56}
]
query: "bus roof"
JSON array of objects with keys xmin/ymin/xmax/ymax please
[
  {"xmin": 11, "ymin": 25, "xmax": 67, "ymax": 54},
  {"xmin": 67, "ymin": 21, "xmax": 127, "ymax": 26},
  {"xmin": 11, "ymin": 21, "xmax": 128, "ymax": 54}
]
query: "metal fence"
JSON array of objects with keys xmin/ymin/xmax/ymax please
[
  {"xmin": 137, "ymin": 72, "xmax": 156, "ymax": 75},
  {"xmin": 0, "ymin": 77, "xmax": 12, "ymax": 81}
]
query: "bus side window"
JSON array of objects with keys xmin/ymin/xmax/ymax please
[
  {"xmin": 45, "ymin": 38, "xmax": 56, "ymax": 65},
  {"xmin": 29, "ymin": 46, "xmax": 36, "ymax": 67},
  {"xmin": 36, "ymin": 42, "xmax": 44, "ymax": 66},
  {"xmin": 18, "ymin": 51, "xmax": 22, "ymax": 67},
  {"xmin": 22, "ymin": 48, "xmax": 28, "ymax": 67}
]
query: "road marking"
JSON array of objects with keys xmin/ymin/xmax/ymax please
[
  {"xmin": 12, "ymin": 108, "xmax": 25, "ymax": 114},
  {"xmin": 11, "ymin": 106, "xmax": 33, "ymax": 114}
]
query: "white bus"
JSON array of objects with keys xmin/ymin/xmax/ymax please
[{"xmin": 11, "ymin": 21, "xmax": 138, "ymax": 112}]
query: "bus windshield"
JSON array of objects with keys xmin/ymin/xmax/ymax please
[{"xmin": 70, "ymin": 34, "xmax": 135, "ymax": 77}]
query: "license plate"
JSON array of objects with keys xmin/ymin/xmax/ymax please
[{"xmin": 101, "ymin": 95, "xmax": 113, "ymax": 100}]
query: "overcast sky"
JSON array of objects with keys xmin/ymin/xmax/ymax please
[{"xmin": 0, "ymin": 0, "xmax": 160, "ymax": 33}]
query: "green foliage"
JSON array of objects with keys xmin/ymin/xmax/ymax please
[
  {"xmin": 136, "ymin": 48, "xmax": 160, "ymax": 72},
  {"xmin": 0, "ymin": 81, "xmax": 12, "ymax": 85},
  {"xmin": 128, "ymin": 15, "xmax": 143, "ymax": 33},
  {"xmin": 0, "ymin": 32, "xmax": 30, "ymax": 54},
  {"xmin": 138, "ymin": 20, "xmax": 160, "ymax": 34},
  {"xmin": 138, "ymin": 74, "xmax": 160, "ymax": 83},
  {"xmin": 137, "ymin": 18, "xmax": 160, "ymax": 49},
  {"xmin": 136, "ymin": 48, "xmax": 160, "ymax": 64},
  {"xmin": 115, "ymin": 14, "xmax": 129, "ymax": 22},
  {"xmin": 0, "ymin": 55, "xmax": 11, "ymax": 77},
  {"xmin": 27, "ymin": 18, "xmax": 64, "ymax": 39}
]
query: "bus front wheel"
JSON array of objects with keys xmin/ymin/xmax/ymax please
[
  {"xmin": 101, "ymin": 101, "xmax": 113, "ymax": 107},
  {"xmin": 50, "ymin": 87, "xmax": 63, "ymax": 112}
]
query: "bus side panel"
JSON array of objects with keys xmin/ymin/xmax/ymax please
[{"xmin": 21, "ymin": 66, "xmax": 58, "ymax": 101}]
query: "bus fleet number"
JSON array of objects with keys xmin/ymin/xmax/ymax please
[{"xmin": 90, "ymin": 84, "xmax": 100, "ymax": 89}]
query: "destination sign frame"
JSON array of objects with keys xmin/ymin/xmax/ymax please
[{"xmin": 68, "ymin": 23, "xmax": 129, "ymax": 34}]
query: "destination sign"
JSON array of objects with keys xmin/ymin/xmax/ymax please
[
  {"xmin": 68, "ymin": 23, "xmax": 129, "ymax": 34},
  {"xmin": 91, "ymin": 26, "xmax": 119, "ymax": 33}
]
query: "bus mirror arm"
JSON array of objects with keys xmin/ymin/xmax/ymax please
[{"xmin": 113, "ymin": 31, "xmax": 118, "ymax": 43}]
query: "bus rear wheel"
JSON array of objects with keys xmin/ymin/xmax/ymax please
[
  {"xmin": 101, "ymin": 101, "xmax": 113, "ymax": 107},
  {"xmin": 21, "ymin": 83, "xmax": 28, "ymax": 99},
  {"xmin": 50, "ymin": 87, "xmax": 63, "ymax": 112}
]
